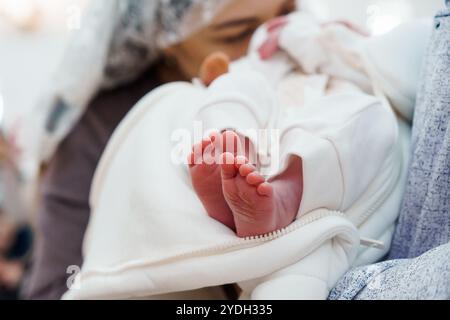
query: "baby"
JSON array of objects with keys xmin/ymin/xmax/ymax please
[
  {"xmin": 63, "ymin": 11, "xmax": 418, "ymax": 300},
  {"xmin": 187, "ymin": 12, "xmax": 395, "ymax": 238},
  {"xmin": 189, "ymin": 52, "xmax": 302, "ymax": 237}
]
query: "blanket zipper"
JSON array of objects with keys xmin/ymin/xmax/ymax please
[
  {"xmin": 87, "ymin": 163, "xmax": 397, "ymax": 274},
  {"xmin": 81, "ymin": 210, "xmax": 347, "ymax": 278},
  {"xmin": 89, "ymin": 121, "xmax": 402, "ymax": 276},
  {"xmin": 161, "ymin": 210, "xmax": 346, "ymax": 264},
  {"xmin": 239, "ymin": 147, "xmax": 403, "ymax": 252},
  {"xmin": 88, "ymin": 156, "xmax": 399, "ymax": 275},
  {"xmin": 83, "ymin": 173, "xmax": 394, "ymax": 277},
  {"xmin": 232, "ymin": 148, "xmax": 402, "ymax": 253}
]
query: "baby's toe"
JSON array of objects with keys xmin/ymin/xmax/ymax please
[
  {"xmin": 246, "ymin": 172, "xmax": 265, "ymax": 186},
  {"xmin": 221, "ymin": 152, "xmax": 238, "ymax": 179},
  {"xmin": 257, "ymin": 182, "xmax": 273, "ymax": 197},
  {"xmin": 191, "ymin": 138, "xmax": 213, "ymax": 164},
  {"xmin": 235, "ymin": 155, "xmax": 248, "ymax": 169},
  {"xmin": 239, "ymin": 164, "xmax": 256, "ymax": 177},
  {"xmin": 221, "ymin": 131, "xmax": 241, "ymax": 155}
]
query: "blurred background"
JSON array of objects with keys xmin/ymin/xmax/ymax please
[
  {"xmin": 0, "ymin": 0, "xmax": 446, "ymax": 300},
  {"xmin": 0, "ymin": 0, "xmax": 445, "ymax": 129}
]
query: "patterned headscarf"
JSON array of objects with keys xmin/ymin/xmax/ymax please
[{"xmin": 20, "ymin": 0, "xmax": 230, "ymax": 170}]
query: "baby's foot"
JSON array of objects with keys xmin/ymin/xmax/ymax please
[
  {"xmin": 221, "ymin": 152, "xmax": 303, "ymax": 237},
  {"xmin": 199, "ymin": 52, "xmax": 230, "ymax": 86},
  {"xmin": 188, "ymin": 131, "xmax": 242, "ymax": 230}
]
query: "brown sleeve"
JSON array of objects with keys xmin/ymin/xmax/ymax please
[
  {"xmin": 22, "ymin": 105, "xmax": 107, "ymax": 299},
  {"xmin": 22, "ymin": 68, "xmax": 158, "ymax": 299}
]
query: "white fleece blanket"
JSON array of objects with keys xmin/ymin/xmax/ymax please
[{"xmin": 63, "ymin": 16, "xmax": 432, "ymax": 300}]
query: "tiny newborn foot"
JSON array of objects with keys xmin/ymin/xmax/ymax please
[
  {"xmin": 221, "ymin": 153, "xmax": 303, "ymax": 237},
  {"xmin": 189, "ymin": 131, "xmax": 243, "ymax": 230}
]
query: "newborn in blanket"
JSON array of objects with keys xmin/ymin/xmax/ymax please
[
  {"xmin": 65, "ymin": 11, "xmax": 430, "ymax": 300},
  {"xmin": 188, "ymin": 12, "xmax": 395, "ymax": 237}
]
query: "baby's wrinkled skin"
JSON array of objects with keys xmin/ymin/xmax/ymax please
[{"xmin": 189, "ymin": 53, "xmax": 303, "ymax": 237}]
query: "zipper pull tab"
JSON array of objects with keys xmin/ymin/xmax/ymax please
[{"xmin": 360, "ymin": 237, "xmax": 385, "ymax": 250}]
